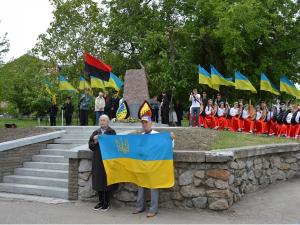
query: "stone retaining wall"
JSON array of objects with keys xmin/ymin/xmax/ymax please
[{"xmin": 69, "ymin": 143, "xmax": 300, "ymax": 210}]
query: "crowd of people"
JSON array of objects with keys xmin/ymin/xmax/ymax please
[{"xmin": 189, "ymin": 89, "xmax": 300, "ymax": 139}]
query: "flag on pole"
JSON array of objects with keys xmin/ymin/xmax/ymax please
[
  {"xmin": 104, "ymin": 72, "xmax": 124, "ymax": 91},
  {"xmin": 235, "ymin": 71, "xmax": 257, "ymax": 93},
  {"xmin": 211, "ymin": 66, "xmax": 235, "ymax": 88},
  {"xmin": 79, "ymin": 76, "xmax": 91, "ymax": 90},
  {"xmin": 59, "ymin": 75, "xmax": 78, "ymax": 92},
  {"xmin": 198, "ymin": 65, "xmax": 212, "ymax": 87},
  {"xmin": 91, "ymin": 76, "xmax": 105, "ymax": 89},
  {"xmin": 260, "ymin": 73, "xmax": 279, "ymax": 95},
  {"xmin": 280, "ymin": 76, "xmax": 300, "ymax": 99},
  {"xmin": 84, "ymin": 52, "xmax": 112, "ymax": 81},
  {"xmin": 99, "ymin": 132, "xmax": 174, "ymax": 188}
]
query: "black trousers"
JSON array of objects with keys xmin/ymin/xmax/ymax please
[
  {"xmin": 50, "ymin": 116, "xmax": 56, "ymax": 126},
  {"xmin": 152, "ymin": 109, "xmax": 159, "ymax": 123},
  {"xmin": 80, "ymin": 110, "xmax": 88, "ymax": 126},
  {"xmin": 65, "ymin": 114, "xmax": 72, "ymax": 126},
  {"xmin": 98, "ymin": 191, "xmax": 110, "ymax": 205}
]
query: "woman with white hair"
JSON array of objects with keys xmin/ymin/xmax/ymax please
[{"xmin": 88, "ymin": 114, "xmax": 118, "ymax": 211}]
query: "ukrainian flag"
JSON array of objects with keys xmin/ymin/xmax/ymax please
[
  {"xmin": 280, "ymin": 76, "xmax": 300, "ymax": 99},
  {"xmin": 99, "ymin": 132, "xmax": 174, "ymax": 189},
  {"xmin": 198, "ymin": 65, "xmax": 212, "ymax": 87},
  {"xmin": 59, "ymin": 75, "xmax": 78, "ymax": 92},
  {"xmin": 235, "ymin": 71, "xmax": 257, "ymax": 93},
  {"xmin": 91, "ymin": 76, "xmax": 105, "ymax": 89},
  {"xmin": 79, "ymin": 76, "xmax": 91, "ymax": 90},
  {"xmin": 260, "ymin": 73, "xmax": 279, "ymax": 95},
  {"xmin": 211, "ymin": 66, "xmax": 235, "ymax": 88},
  {"xmin": 104, "ymin": 72, "xmax": 124, "ymax": 91}
]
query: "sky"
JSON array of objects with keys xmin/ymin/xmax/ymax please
[{"xmin": 0, "ymin": 0, "xmax": 54, "ymax": 62}]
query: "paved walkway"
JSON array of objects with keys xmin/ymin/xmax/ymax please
[{"xmin": 0, "ymin": 177, "xmax": 300, "ymax": 224}]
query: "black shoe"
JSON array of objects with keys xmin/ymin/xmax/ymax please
[
  {"xmin": 93, "ymin": 202, "xmax": 103, "ymax": 211},
  {"xmin": 101, "ymin": 204, "xmax": 110, "ymax": 212}
]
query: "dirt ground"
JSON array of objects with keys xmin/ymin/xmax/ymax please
[{"xmin": 0, "ymin": 128, "xmax": 54, "ymax": 143}]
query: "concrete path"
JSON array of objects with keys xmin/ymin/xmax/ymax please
[{"xmin": 0, "ymin": 177, "xmax": 300, "ymax": 224}]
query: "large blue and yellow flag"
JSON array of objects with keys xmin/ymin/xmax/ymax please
[
  {"xmin": 99, "ymin": 132, "xmax": 174, "ymax": 189},
  {"xmin": 59, "ymin": 75, "xmax": 78, "ymax": 92},
  {"xmin": 260, "ymin": 73, "xmax": 279, "ymax": 95},
  {"xmin": 104, "ymin": 72, "xmax": 124, "ymax": 91},
  {"xmin": 280, "ymin": 76, "xmax": 300, "ymax": 99},
  {"xmin": 235, "ymin": 71, "xmax": 257, "ymax": 93},
  {"xmin": 211, "ymin": 66, "xmax": 235, "ymax": 89}
]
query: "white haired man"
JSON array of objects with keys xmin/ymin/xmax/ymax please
[{"xmin": 88, "ymin": 114, "xmax": 118, "ymax": 211}]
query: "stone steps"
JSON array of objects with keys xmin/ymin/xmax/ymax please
[
  {"xmin": 40, "ymin": 149, "xmax": 74, "ymax": 157},
  {"xmin": 14, "ymin": 168, "xmax": 68, "ymax": 179},
  {"xmin": 3, "ymin": 175, "xmax": 68, "ymax": 188},
  {"xmin": 32, "ymin": 155, "xmax": 68, "ymax": 163},
  {"xmin": 0, "ymin": 183, "xmax": 68, "ymax": 199},
  {"xmin": 23, "ymin": 162, "xmax": 68, "ymax": 171},
  {"xmin": 54, "ymin": 139, "xmax": 88, "ymax": 144},
  {"xmin": 47, "ymin": 143, "xmax": 79, "ymax": 149}
]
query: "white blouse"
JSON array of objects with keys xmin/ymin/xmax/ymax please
[
  {"xmin": 205, "ymin": 106, "xmax": 212, "ymax": 115},
  {"xmin": 217, "ymin": 108, "xmax": 225, "ymax": 117},
  {"xmin": 229, "ymin": 108, "xmax": 239, "ymax": 117}
]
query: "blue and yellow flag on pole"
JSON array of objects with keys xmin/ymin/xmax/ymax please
[
  {"xmin": 198, "ymin": 65, "xmax": 212, "ymax": 88},
  {"xmin": 59, "ymin": 75, "xmax": 78, "ymax": 92},
  {"xmin": 260, "ymin": 73, "xmax": 279, "ymax": 95},
  {"xmin": 91, "ymin": 75, "xmax": 105, "ymax": 89},
  {"xmin": 235, "ymin": 71, "xmax": 257, "ymax": 93},
  {"xmin": 280, "ymin": 76, "xmax": 300, "ymax": 99},
  {"xmin": 211, "ymin": 66, "xmax": 235, "ymax": 88},
  {"xmin": 79, "ymin": 76, "xmax": 91, "ymax": 90},
  {"xmin": 99, "ymin": 132, "xmax": 174, "ymax": 189},
  {"xmin": 104, "ymin": 72, "xmax": 124, "ymax": 91}
]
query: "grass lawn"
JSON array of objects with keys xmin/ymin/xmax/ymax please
[
  {"xmin": 209, "ymin": 130, "xmax": 299, "ymax": 150},
  {"xmin": 0, "ymin": 118, "xmax": 42, "ymax": 128}
]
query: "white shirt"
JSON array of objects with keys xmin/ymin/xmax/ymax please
[
  {"xmin": 95, "ymin": 96, "xmax": 105, "ymax": 111},
  {"xmin": 217, "ymin": 108, "xmax": 225, "ymax": 117},
  {"xmin": 295, "ymin": 111, "xmax": 300, "ymax": 123},
  {"xmin": 205, "ymin": 106, "xmax": 212, "ymax": 115},
  {"xmin": 190, "ymin": 94, "xmax": 201, "ymax": 108},
  {"xmin": 256, "ymin": 111, "xmax": 262, "ymax": 120},
  {"xmin": 230, "ymin": 107, "xmax": 239, "ymax": 117},
  {"xmin": 267, "ymin": 111, "xmax": 273, "ymax": 121},
  {"xmin": 143, "ymin": 130, "xmax": 174, "ymax": 148},
  {"xmin": 242, "ymin": 109, "xmax": 249, "ymax": 119},
  {"xmin": 286, "ymin": 113, "xmax": 293, "ymax": 124}
]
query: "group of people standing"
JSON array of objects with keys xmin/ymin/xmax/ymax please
[{"xmin": 189, "ymin": 89, "xmax": 300, "ymax": 138}]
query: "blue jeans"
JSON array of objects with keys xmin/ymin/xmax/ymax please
[
  {"xmin": 95, "ymin": 111, "xmax": 104, "ymax": 125},
  {"xmin": 190, "ymin": 107, "xmax": 200, "ymax": 127}
]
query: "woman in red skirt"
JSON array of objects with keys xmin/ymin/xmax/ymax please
[
  {"xmin": 204, "ymin": 99, "xmax": 214, "ymax": 128},
  {"xmin": 216, "ymin": 102, "xmax": 227, "ymax": 130},
  {"xmin": 229, "ymin": 102, "xmax": 242, "ymax": 132}
]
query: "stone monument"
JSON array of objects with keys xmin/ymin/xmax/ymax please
[{"xmin": 123, "ymin": 69, "xmax": 150, "ymax": 118}]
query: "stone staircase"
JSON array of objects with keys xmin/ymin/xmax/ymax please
[{"xmin": 0, "ymin": 128, "xmax": 92, "ymax": 199}]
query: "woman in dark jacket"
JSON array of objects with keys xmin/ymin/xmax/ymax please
[{"xmin": 88, "ymin": 114, "xmax": 118, "ymax": 211}]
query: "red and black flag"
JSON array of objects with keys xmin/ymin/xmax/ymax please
[{"xmin": 84, "ymin": 52, "xmax": 112, "ymax": 81}]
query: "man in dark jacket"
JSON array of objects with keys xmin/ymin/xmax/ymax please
[
  {"xmin": 62, "ymin": 97, "xmax": 73, "ymax": 126},
  {"xmin": 111, "ymin": 92, "xmax": 120, "ymax": 119},
  {"xmin": 104, "ymin": 91, "xmax": 112, "ymax": 119},
  {"xmin": 88, "ymin": 114, "xmax": 118, "ymax": 211},
  {"xmin": 160, "ymin": 91, "xmax": 170, "ymax": 124},
  {"xmin": 49, "ymin": 102, "xmax": 58, "ymax": 126}
]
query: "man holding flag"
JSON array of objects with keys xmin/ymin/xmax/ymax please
[{"xmin": 132, "ymin": 116, "xmax": 175, "ymax": 217}]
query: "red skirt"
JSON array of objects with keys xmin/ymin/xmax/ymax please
[
  {"xmin": 277, "ymin": 124, "xmax": 288, "ymax": 136},
  {"xmin": 267, "ymin": 120, "xmax": 277, "ymax": 135},
  {"xmin": 288, "ymin": 124, "xmax": 298, "ymax": 138},
  {"xmin": 199, "ymin": 115, "xmax": 204, "ymax": 126},
  {"xmin": 218, "ymin": 117, "xmax": 227, "ymax": 130},
  {"xmin": 226, "ymin": 118, "xmax": 233, "ymax": 130},
  {"xmin": 243, "ymin": 118, "xmax": 255, "ymax": 132},
  {"xmin": 295, "ymin": 124, "xmax": 300, "ymax": 138},
  {"xmin": 255, "ymin": 120, "xmax": 268, "ymax": 134},
  {"xmin": 204, "ymin": 115, "xmax": 213, "ymax": 128},
  {"xmin": 231, "ymin": 117, "xmax": 241, "ymax": 132}
]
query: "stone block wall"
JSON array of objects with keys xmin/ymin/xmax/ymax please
[{"xmin": 70, "ymin": 144, "xmax": 300, "ymax": 211}]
